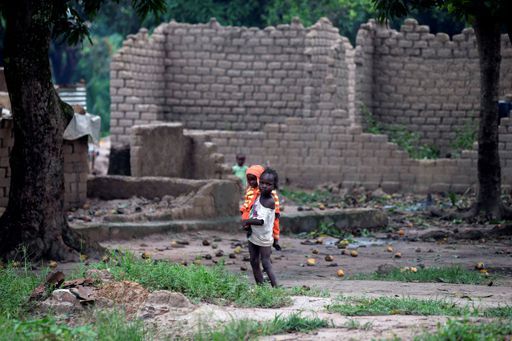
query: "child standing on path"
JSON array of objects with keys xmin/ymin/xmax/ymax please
[
  {"xmin": 232, "ymin": 153, "xmax": 248, "ymax": 188},
  {"xmin": 242, "ymin": 168, "xmax": 279, "ymax": 287},
  {"xmin": 240, "ymin": 165, "xmax": 281, "ymax": 250}
]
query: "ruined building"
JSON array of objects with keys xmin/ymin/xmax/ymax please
[{"xmin": 108, "ymin": 18, "xmax": 512, "ymax": 193}]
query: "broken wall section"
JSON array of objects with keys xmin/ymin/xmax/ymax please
[
  {"xmin": 130, "ymin": 122, "xmax": 227, "ymax": 179},
  {"xmin": 110, "ymin": 27, "xmax": 167, "ymax": 146},
  {"xmin": 0, "ymin": 120, "xmax": 88, "ymax": 209},
  {"xmin": 355, "ymin": 19, "xmax": 512, "ymax": 154}
]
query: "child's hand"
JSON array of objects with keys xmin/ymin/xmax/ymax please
[{"xmin": 273, "ymin": 240, "xmax": 282, "ymax": 251}]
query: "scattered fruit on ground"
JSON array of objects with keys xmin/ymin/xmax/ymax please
[
  {"xmin": 398, "ymin": 229, "xmax": 405, "ymax": 237},
  {"xmin": 386, "ymin": 245, "xmax": 394, "ymax": 252},
  {"xmin": 394, "ymin": 252, "xmax": 402, "ymax": 258},
  {"xmin": 350, "ymin": 250, "xmax": 358, "ymax": 257},
  {"xmin": 410, "ymin": 267, "xmax": 418, "ymax": 273},
  {"xmin": 338, "ymin": 239, "xmax": 349, "ymax": 249},
  {"xmin": 233, "ymin": 246, "xmax": 242, "ymax": 254},
  {"xmin": 202, "ymin": 239, "xmax": 210, "ymax": 246},
  {"xmin": 240, "ymin": 265, "xmax": 247, "ymax": 271},
  {"xmin": 80, "ymin": 254, "xmax": 88, "ymax": 261},
  {"xmin": 49, "ymin": 261, "xmax": 58, "ymax": 268},
  {"xmin": 193, "ymin": 259, "xmax": 202, "ymax": 265},
  {"xmin": 141, "ymin": 252, "xmax": 152, "ymax": 260},
  {"xmin": 475, "ymin": 262, "xmax": 485, "ymax": 270},
  {"xmin": 318, "ymin": 203, "xmax": 326, "ymax": 210},
  {"xmin": 312, "ymin": 249, "xmax": 319, "ymax": 254},
  {"xmin": 337, "ymin": 269, "xmax": 345, "ymax": 277},
  {"xmin": 325, "ymin": 255, "xmax": 334, "ymax": 262},
  {"xmin": 307, "ymin": 258, "xmax": 316, "ymax": 266}
]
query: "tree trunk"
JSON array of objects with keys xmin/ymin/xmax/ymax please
[
  {"xmin": 473, "ymin": 13, "xmax": 502, "ymax": 218},
  {"xmin": 0, "ymin": 2, "xmax": 98, "ymax": 261}
]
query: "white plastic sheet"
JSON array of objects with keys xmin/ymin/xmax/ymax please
[{"xmin": 63, "ymin": 113, "xmax": 101, "ymax": 143}]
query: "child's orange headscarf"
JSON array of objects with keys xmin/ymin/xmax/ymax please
[{"xmin": 246, "ymin": 165, "xmax": 265, "ymax": 180}]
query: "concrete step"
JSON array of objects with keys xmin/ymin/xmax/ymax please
[{"xmin": 72, "ymin": 207, "xmax": 387, "ymax": 242}]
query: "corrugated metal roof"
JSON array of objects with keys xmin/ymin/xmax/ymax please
[{"xmin": 56, "ymin": 85, "xmax": 87, "ymax": 110}]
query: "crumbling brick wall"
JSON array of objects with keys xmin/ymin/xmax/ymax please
[
  {"xmin": 130, "ymin": 122, "xmax": 226, "ymax": 179},
  {"xmin": 0, "ymin": 120, "xmax": 88, "ymax": 209},
  {"xmin": 355, "ymin": 19, "xmax": 512, "ymax": 154},
  {"xmin": 110, "ymin": 17, "xmax": 512, "ymax": 193}
]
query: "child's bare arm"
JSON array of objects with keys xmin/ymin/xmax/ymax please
[{"xmin": 242, "ymin": 218, "xmax": 264, "ymax": 226}]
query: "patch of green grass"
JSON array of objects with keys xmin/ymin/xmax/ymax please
[
  {"xmin": 95, "ymin": 252, "xmax": 291, "ymax": 308},
  {"xmin": 280, "ymin": 188, "xmax": 333, "ymax": 205},
  {"xmin": 327, "ymin": 296, "xmax": 471, "ymax": 316},
  {"xmin": 0, "ymin": 262, "xmax": 47, "ymax": 319},
  {"xmin": 343, "ymin": 319, "xmax": 373, "ymax": 330},
  {"xmin": 307, "ymin": 221, "xmax": 351, "ymax": 239},
  {"xmin": 349, "ymin": 266, "xmax": 493, "ymax": 285},
  {"xmin": 415, "ymin": 318, "xmax": 512, "ymax": 341},
  {"xmin": 0, "ymin": 316, "xmax": 95, "ymax": 341},
  {"xmin": 450, "ymin": 120, "xmax": 477, "ymax": 156},
  {"xmin": 361, "ymin": 106, "xmax": 440, "ymax": 160},
  {"xmin": 195, "ymin": 313, "xmax": 331, "ymax": 340},
  {"xmin": 93, "ymin": 310, "xmax": 151, "ymax": 340},
  {"xmin": 483, "ymin": 306, "xmax": 512, "ymax": 319},
  {"xmin": 327, "ymin": 296, "xmax": 511, "ymax": 319},
  {"xmin": 287, "ymin": 286, "xmax": 330, "ymax": 297},
  {"xmin": 0, "ymin": 310, "xmax": 150, "ymax": 341}
]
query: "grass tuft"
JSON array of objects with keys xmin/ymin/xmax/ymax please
[
  {"xmin": 343, "ymin": 319, "xmax": 373, "ymax": 330},
  {"xmin": 415, "ymin": 318, "xmax": 512, "ymax": 341},
  {"xmin": 195, "ymin": 313, "xmax": 330, "ymax": 340},
  {"xmin": 287, "ymin": 286, "xmax": 330, "ymax": 298},
  {"xmin": 327, "ymin": 296, "xmax": 471, "ymax": 317},
  {"xmin": 0, "ymin": 262, "xmax": 47, "ymax": 319},
  {"xmin": 349, "ymin": 266, "xmax": 493, "ymax": 285},
  {"xmin": 95, "ymin": 251, "xmax": 292, "ymax": 308}
]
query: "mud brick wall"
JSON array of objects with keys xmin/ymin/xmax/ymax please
[
  {"xmin": 110, "ymin": 27, "xmax": 167, "ymax": 145},
  {"xmin": 130, "ymin": 122, "xmax": 227, "ymax": 179},
  {"xmin": 355, "ymin": 19, "xmax": 512, "ymax": 154},
  {"xmin": 111, "ymin": 18, "xmax": 512, "ymax": 193},
  {"xmin": 0, "ymin": 120, "xmax": 88, "ymax": 209},
  {"xmin": 163, "ymin": 18, "xmax": 308, "ymax": 130},
  {"xmin": 110, "ymin": 18, "xmax": 352, "ymax": 143}
]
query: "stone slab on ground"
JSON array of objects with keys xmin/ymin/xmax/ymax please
[
  {"xmin": 72, "ymin": 217, "xmax": 240, "ymax": 242},
  {"xmin": 72, "ymin": 207, "xmax": 387, "ymax": 241},
  {"xmin": 87, "ymin": 175, "xmax": 210, "ymax": 200},
  {"xmin": 280, "ymin": 207, "xmax": 388, "ymax": 234}
]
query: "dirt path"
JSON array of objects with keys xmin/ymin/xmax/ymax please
[
  {"xmin": 281, "ymin": 279, "xmax": 510, "ymax": 308},
  {"xmin": 149, "ymin": 295, "xmax": 484, "ymax": 340},
  {"xmin": 102, "ymin": 230, "xmax": 512, "ymax": 285},
  {"xmin": 93, "ymin": 230, "xmax": 512, "ymax": 339}
]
